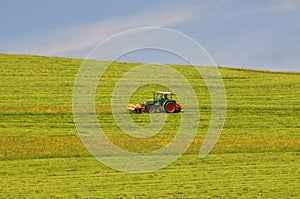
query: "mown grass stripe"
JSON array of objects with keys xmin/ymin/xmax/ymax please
[{"xmin": 0, "ymin": 135, "xmax": 299, "ymax": 160}]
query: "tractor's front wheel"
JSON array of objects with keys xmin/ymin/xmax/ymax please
[
  {"xmin": 165, "ymin": 102, "xmax": 176, "ymax": 113},
  {"xmin": 147, "ymin": 105, "xmax": 156, "ymax": 113}
]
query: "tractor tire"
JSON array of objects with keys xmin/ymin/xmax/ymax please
[
  {"xmin": 165, "ymin": 102, "xmax": 176, "ymax": 113},
  {"xmin": 147, "ymin": 105, "xmax": 156, "ymax": 113}
]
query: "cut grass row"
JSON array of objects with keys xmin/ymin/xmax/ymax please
[
  {"xmin": 1, "ymin": 135, "xmax": 299, "ymax": 159},
  {"xmin": 1, "ymin": 108, "xmax": 299, "ymax": 137}
]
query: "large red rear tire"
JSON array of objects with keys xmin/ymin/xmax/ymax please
[{"xmin": 165, "ymin": 102, "xmax": 176, "ymax": 113}]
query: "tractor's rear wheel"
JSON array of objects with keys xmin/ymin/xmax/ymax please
[{"xmin": 165, "ymin": 102, "xmax": 176, "ymax": 113}]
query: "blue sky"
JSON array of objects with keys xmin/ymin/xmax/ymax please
[{"xmin": 1, "ymin": 0, "xmax": 299, "ymax": 72}]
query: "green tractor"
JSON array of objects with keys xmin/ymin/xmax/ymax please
[{"xmin": 142, "ymin": 91, "xmax": 182, "ymax": 113}]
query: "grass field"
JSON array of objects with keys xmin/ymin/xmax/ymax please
[{"xmin": 0, "ymin": 53, "xmax": 299, "ymax": 198}]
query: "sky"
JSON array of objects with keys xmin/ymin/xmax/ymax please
[{"xmin": 0, "ymin": 0, "xmax": 299, "ymax": 72}]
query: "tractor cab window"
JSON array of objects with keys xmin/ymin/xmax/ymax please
[{"xmin": 156, "ymin": 93, "xmax": 162, "ymax": 101}]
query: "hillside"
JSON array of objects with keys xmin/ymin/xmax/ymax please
[{"xmin": 0, "ymin": 54, "xmax": 299, "ymax": 198}]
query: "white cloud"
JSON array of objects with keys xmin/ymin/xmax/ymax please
[
  {"xmin": 269, "ymin": 0, "xmax": 299, "ymax": 11},
  {"xmin": 10, "ymin": 6, "xmax": 198, "ymax": 57}
]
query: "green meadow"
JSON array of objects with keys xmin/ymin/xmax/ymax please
[{"xmin": 0, "ymin": 54, "xmax": 299, "ymax": 198}]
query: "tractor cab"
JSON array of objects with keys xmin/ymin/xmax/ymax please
[
  {"xmin": 154, "ymin": 91, "xmax": 172, "ymax": 105},
  {"xmin": 144, "ymin": 91, "xmax": 171, "ymax": 106}
]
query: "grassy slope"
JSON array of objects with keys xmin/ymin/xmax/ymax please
[{"xmin": 0, "ymin": 54, "xmax": 299, "ymax": 198}]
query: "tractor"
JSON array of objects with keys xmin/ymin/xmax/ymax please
[{"xmin": 128, "ymin": 91, "xmax": 182, "ymax": 114}]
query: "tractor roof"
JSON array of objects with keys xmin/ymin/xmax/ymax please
[{"xmin": 157, "ymin": 91, "xmax": 172, "ymax": 95}]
